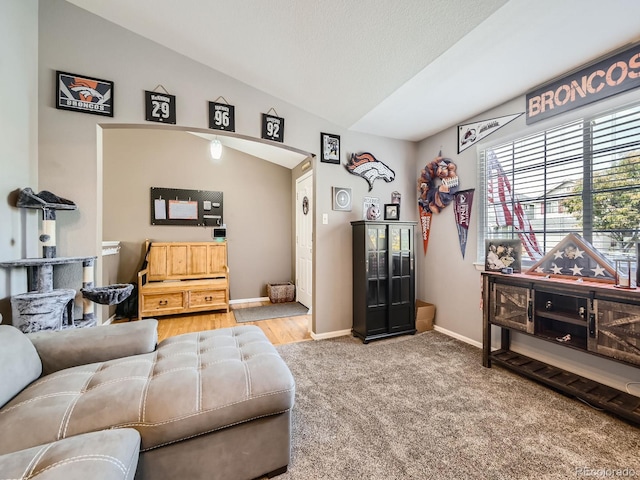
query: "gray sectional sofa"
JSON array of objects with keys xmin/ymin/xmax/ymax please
[{"xmin": 0, "ymin": 320, "xmax": 295, "ymax": 480}]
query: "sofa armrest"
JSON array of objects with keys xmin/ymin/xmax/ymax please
[
  {"xmin": 27, "ymin": 319, "xmax": 158, "ymax": 375},
  {"xmin": 0, "ymin": 429, "xmax": 140, "ymax": 480}
]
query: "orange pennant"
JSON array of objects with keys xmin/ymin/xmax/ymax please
[{"xmin": 419, "ymin": 209, "xmax": 432, "ymax": 255}]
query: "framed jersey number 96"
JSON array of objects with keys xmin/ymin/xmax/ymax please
[
  {"xmin": 209, "ymin": 102, "xmax": 235, "ymax": 132},
  {"xmin": 145, "ymin": 90, "xmax": 176, "ymax": 124}
]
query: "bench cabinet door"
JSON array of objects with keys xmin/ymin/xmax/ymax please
[
  {"xmin": 594, "ymin": 299, "xmax": 640, "ymax": 366},
  {"xmin": 207, "ymin": 244, "xmax": 227, "ymax": 275},
  {"xmin": 148, "ymin": 245, "xmax": 168, "ymax": 281},
  {"xmin": 490, "ymin": 282, "xmax": 533, "ymax": 333}
]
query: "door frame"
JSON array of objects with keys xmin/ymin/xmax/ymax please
[{"xmin": 295, "ymin": 169, "xmax": 313, "ymax": 329}]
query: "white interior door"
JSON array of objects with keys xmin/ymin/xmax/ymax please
[{"xmin": 295, "ymin": 171, "xmax": 313, "ymax": 312}]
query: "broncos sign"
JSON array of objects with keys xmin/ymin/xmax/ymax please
[
  {"xmin": 345, "ymin": 152, "xmax": 395, "ymax": 191},
  {"xmin": 56, "ymin": 71, "xmax": 114, "ymax": 117}
]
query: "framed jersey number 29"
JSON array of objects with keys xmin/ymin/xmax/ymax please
[{"xmin": 145, "ymin": 90, "xmax": 176, "ymax": 124}]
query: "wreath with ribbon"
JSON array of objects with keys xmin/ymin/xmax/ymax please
[{"xmin": 418, "ymin": 155, "xmax": 460, "ymax": 214}]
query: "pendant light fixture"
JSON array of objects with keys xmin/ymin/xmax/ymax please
[{"xmin": 209, "ymin": 138, "xmax": 222, "ymax": 160}]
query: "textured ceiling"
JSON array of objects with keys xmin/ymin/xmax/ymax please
[{"xmin": 66, "ymin": 0, "xmax": 640, "ymax": 143}]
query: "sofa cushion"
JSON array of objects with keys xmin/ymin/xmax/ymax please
[
  {"xmin": 0, "ymin": 325, "xmax": 42, "ymax": 408},
  {"xmin": 0, "ymin": 428, "xmax": 140, "ymax": 480},
  {"xmin": 28, "ymin": 319, "xmax": 158, "ymax": 375},
  {"xmin": 0, "ymin": 325, "xmax": 295, "ymax": 455}
]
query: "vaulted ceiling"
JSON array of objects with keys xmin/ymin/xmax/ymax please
[{"xmin": 66, "ymin": 0, "xmax": 640, "ymax": 142}]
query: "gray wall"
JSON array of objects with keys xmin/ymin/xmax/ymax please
[
  {"xmin": 417, "ymin": 90, "xmax": 640, "ymax": 392},
  {"xmin": 0, "ymin": 0, "xmax": 39, "ymax": 323},
  {"xmin": 103, "ymin": 128, "xmax": 294, "ymax": 299},
  {"xmin": 36, "ymin": 0, "xmax": 418, "ymax": 334},
  {"xmin": 5, "ymin": 1, "xmax": 640, "ymax": 394}
]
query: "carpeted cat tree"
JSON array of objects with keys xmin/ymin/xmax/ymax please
[{"xmin": 0, "ymin": 188, "xmax": 131, "ymax": 332}]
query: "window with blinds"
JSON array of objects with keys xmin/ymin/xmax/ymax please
[{"xmin": 478, "ymin": 102, "xmax": 640, "ymax": 268}]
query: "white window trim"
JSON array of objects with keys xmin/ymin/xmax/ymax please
[{"xmin": 475, "ymin": 88, "xmax": 640, "ymax": 266}]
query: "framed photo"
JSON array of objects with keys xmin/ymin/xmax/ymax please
[
  {"xmin": 384, "ymin": 203, "xmax": 400, "ymax": 221},
  {"xmin": 321, "ymin": 133, "xmax": 340, "ymax": 164},
  {"xmin": 56, "ymin": 71, "xmax": 114, "ymax": 117},
  {"xmin": 485, "ymin": 239, "xmax": 522, "ymax": 273}
]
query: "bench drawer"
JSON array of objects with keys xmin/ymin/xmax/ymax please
[
  {"xmin": 190, "ymin": 289, "xmax": 227, "ymax": 308},
  {"xmin": 141, "ymin": 292, "xmax": 185, "ymax": 313}
]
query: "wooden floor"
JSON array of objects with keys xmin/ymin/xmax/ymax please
[{"xmin": 130, "ymin": 300, "xmax": 312, "ymax": 345}]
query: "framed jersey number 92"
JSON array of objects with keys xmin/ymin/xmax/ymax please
[{"xmin": 261, "ymin": 113, "xmax": 285, "ymax": 143}]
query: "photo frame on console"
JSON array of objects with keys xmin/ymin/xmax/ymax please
[
  {"xmin": 384, "ymin": 204, "xmax": 400, "ymax": 221},
  {"xmin": 485, "ymin": 239, "xmax": 521, "ymax": 273}
]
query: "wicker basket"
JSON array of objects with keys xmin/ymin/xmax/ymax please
[{"xmin": 267, "ymin": 282, "xmax": 295, "ymax": 303}]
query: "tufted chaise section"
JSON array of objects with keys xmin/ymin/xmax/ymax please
[{"xmin": 0, "ymin": 325, "xmax": 295, "ymax": 479}]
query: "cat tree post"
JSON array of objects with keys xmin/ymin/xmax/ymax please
[{"xmin": 41, "ymin": 208, "xmax": 57, "ymax": 258}]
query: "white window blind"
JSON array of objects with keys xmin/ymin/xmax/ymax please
[{"xmin": 478, "ymin": 102, "xmax": 640, "ymax": 269}]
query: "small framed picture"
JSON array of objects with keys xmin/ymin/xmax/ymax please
[
  {"xmin": 384, "ymin": 203, "xmax": 400, "ymax": 220},
  {"xmin": 321, "ymin": 133, "xmax": 340, "ymax": 164},
  {"xmin": 485, "ymin": 239, "xmax": 522, "ymax": 273}
]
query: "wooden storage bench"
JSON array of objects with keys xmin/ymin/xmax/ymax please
[{"xmin": 138, "ymin": 241, "xmax": 229, "ymax": 318}]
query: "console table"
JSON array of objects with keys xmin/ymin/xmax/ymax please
[{"xmin": 482, "ymin": 272, "xmax": 640, "ymax": 424}]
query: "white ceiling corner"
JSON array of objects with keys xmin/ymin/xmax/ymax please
[{"xmin": 66, "ymin": 0, "xmax": 640, "ymax": 143}]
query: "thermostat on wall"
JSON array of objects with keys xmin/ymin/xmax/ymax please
[{"xmin": 213, "ymin": 225, "xmax": 227, "ymax": 240}]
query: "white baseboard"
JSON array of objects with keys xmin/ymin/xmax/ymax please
[
  {"xmin": 310, "ymin": 329, "xmax": 351, "ymax": 341},
  {"xmin": 433, "ymin": 325, "xmax": 482, "ymax": 349},
  {"xmin": 307, "ymin": 325, "xmax": 482, "ymax": 346},
  {"xmin": 229, "ymin": 297, "xmax": 269, "ymax": 305}
]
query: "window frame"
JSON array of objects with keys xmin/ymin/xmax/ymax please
[{"xmin": 476, "ymin": 93, "xmax": 640, "ymax": 269}]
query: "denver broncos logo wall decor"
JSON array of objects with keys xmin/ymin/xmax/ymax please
[
  {"xmin": 345, "ymin": 152, "xmax": 395, "ymax": 191},
  {"xmin": 56, "ymin": 71, "xmax": 114, "ymax": 117}
]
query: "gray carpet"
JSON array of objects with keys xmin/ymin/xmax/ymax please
[
  {"xmin": 233, "ymin": 302, "xmax": 309, "ymax": 322},
  {"xmin": 274, "ymin": 331, "xmax": 640, "ymax": 479}
]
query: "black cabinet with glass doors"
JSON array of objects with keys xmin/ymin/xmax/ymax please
[{"xmin": 351, "ymin": 221, "xmax": 416, "ymax": 343}]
